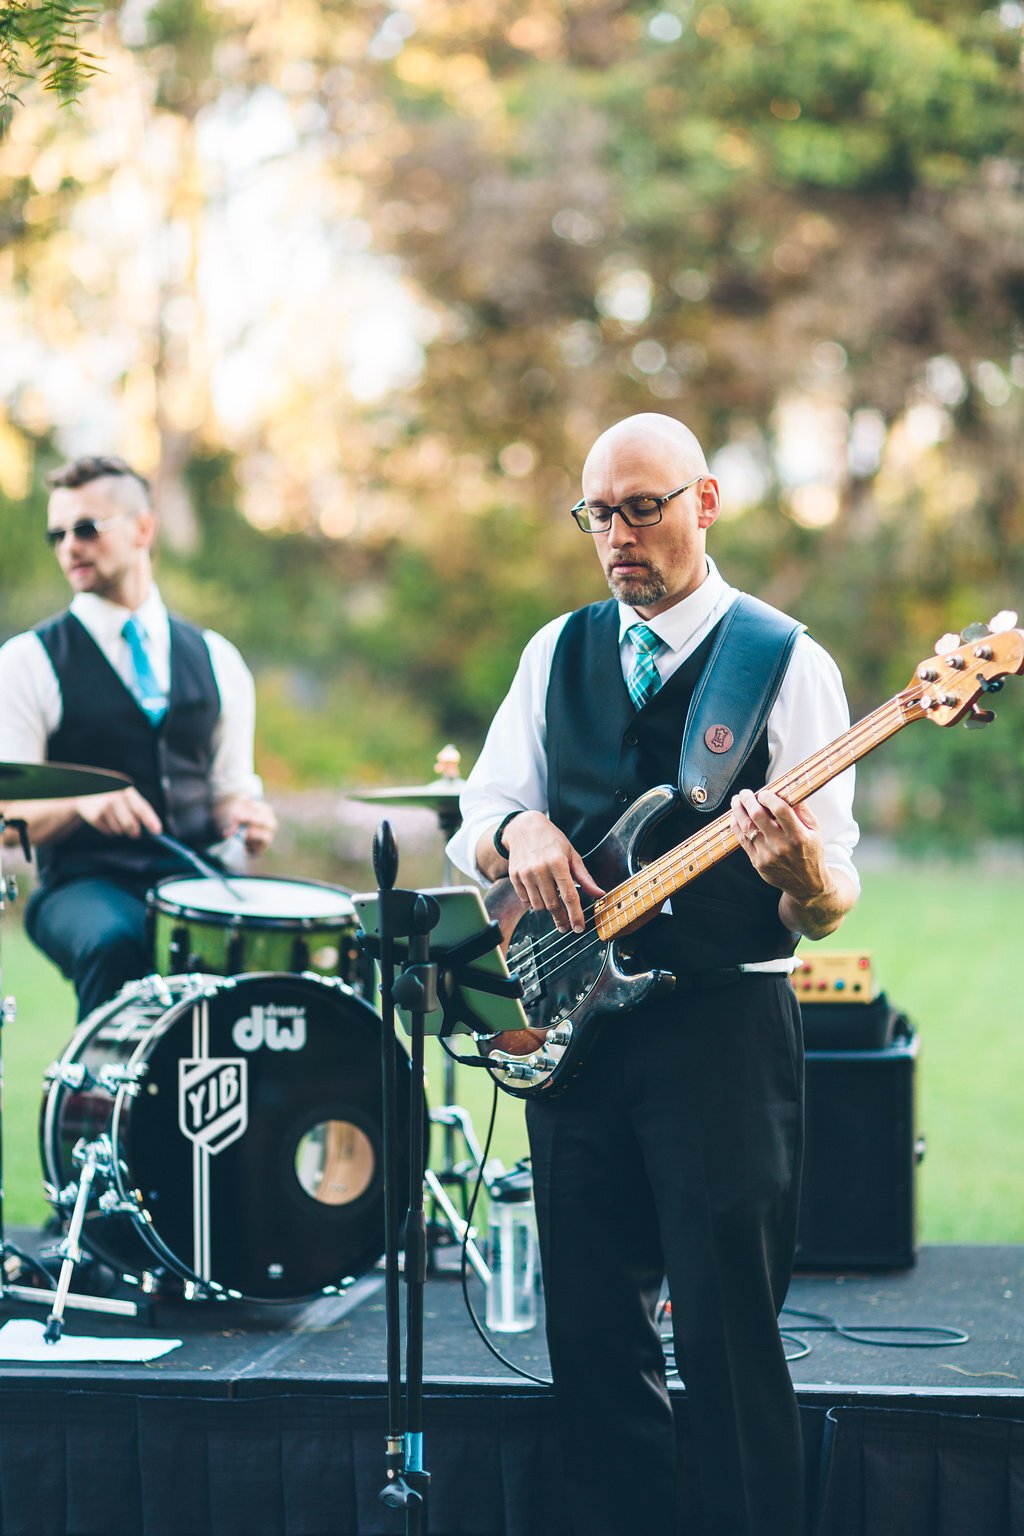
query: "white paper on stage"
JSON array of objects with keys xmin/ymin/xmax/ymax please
[{"xmin": 0, "ymin": 1318, "xmax": 182, "ymax": 1362}]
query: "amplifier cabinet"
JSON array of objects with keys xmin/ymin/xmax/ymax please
[{"xmin": 795, "ymin": 1029, "xmax": 920, "ymax": 1271}]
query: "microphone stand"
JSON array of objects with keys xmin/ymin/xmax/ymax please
[{"xmin": 370, "ymin": 821, "xmax": 440, "ymax": 1533}]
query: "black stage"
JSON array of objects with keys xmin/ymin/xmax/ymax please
[{"xmin": 0, "ymin": 1237, "xmax": 1020, "ymax": 1534}]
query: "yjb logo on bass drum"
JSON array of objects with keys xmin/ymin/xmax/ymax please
[{"xmin": 178, "ymin": 1059, "xmax": 249, "ymax": 1155}]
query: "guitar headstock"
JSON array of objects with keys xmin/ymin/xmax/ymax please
[{"xmin": 903, "ymin": 612, "xmax": 1024, "ymax": 728}]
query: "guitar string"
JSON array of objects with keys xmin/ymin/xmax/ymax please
[
  {"xmin": 517, "ymin": 647, "xmax": 994, "ymax": 983},
  {"xmin": 494, "ymin": 660, "xmax": 997, "ymax": 1048},
  {"xmin": 519, "ymin": 694, "xmax": 909, "ymax": 974},
  {"xmin": 522, "ymin": 691, "xmax": 909, "ymax": 974},
  {"xmin": 508, "ymin": 695, "xmax": 914, "ymax": 997}
]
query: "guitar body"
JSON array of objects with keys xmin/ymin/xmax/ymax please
[
  {"xmin": 474, "ymin": 617, "xmax": 1024, "ymax": 1099},
  {"xmin": 481, "ymin": 786, "xmax": 680, "ymax": 1097}
]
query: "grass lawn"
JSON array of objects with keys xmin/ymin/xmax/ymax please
[{"xmin": 1, "ymin": 862, "xmax": 1020, "ymax": 1242}]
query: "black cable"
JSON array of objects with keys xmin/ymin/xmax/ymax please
[
  {"xmin": 3, "ymin": 1241, "xmax": 59, "ymax": 1293},
  {"xmin": 656, "ymin": 1298, "xmax": 961, "ymax": 1378},
  {"xmin": 781, "ymin": 1304, "xmax": 969, "ymax": 1349},
  {"xmin": 453, "ymin": 1079, "xmax": 553, "ymax": 1388},
  {"xmin": 779, "ymin": 1332, "xmax": 813, "ymax": 1362}
]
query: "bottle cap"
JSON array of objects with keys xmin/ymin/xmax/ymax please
[{"xmin": 491, "ymin": 1161, "xmax": 533, "ymax": 1202}]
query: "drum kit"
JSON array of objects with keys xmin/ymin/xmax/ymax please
[{"xmin": 0, "ymin": 750, "xmax": 491, "ymax": 1338}]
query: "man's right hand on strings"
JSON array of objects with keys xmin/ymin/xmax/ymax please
[{"xmin": 479, "ymin": 811, "xmax": 604, "ymax": 934}]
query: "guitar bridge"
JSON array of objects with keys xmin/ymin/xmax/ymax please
[{"xmin": 507, "ymin": 935, "xmax": 544, "ymax": 1006}]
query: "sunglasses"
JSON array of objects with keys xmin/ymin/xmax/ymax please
[{"xmin": 46, "ymin": 512, "xmax": 131, "ymax": 547}]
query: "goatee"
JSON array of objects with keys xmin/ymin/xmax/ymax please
[{"xmin": 606, "ymin": 566, "xmax": 667, "ymax": 606}]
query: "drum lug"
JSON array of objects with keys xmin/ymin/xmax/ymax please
[
  {"xmin": 71, "ymin": 1134, "xmax": 114, "ymax": 1176},
  {"xmin": 54, "ymin": 1061, "xmax": 94, "ymax": 1091},
  {"xmin": 97, "ymin": 1064, "xmax": 142, "ymax": 1097},
  {"xmin": 134, "ymin": 974, "xmax": 175, "ymax": 1007},
  {"xmin": 97, "ymin": 1188, "xmax": 135, "ymax": 1217}
]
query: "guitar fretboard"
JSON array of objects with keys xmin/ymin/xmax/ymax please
[{"xmin": 594, "ymin": 691, "xmax": 914, "ymax": 941}]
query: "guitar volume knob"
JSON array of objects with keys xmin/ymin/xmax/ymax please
[{"xmin": 546, "ymin": 1023, "xmax": 573, "ymax": 1046}]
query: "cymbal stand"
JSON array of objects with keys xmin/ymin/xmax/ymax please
[{"xmin": 0, "ymin": 813, "xmax": 139, "ymax": 1332}]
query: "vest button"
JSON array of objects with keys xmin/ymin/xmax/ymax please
[
  {"xmin": 623, "ymin": 731, "xmax": 638, "ymax": 747},
  {"xmin": 614, "ymin": 788, "xmax": 629, "ymax": 804}
]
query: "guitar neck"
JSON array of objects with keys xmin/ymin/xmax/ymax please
[{"xmin": 594, "ymin": 690, "xmax": 913, "ymax": 941}]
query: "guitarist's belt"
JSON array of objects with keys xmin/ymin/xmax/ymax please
[{"xmin": 681, "ymin": 959, "xmax": 800, "ymax": 991}]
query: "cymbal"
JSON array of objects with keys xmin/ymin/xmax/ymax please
[
  {"xmin": 349, "ymin": 780, "xmax": 465, "ymax": 811},
  {"xmin": 0, "ymin": 761, "xmax": 132, "ymax": 800}
]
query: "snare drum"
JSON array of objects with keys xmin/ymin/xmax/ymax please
[
  {"xmin": 41, "ymin": 971, "xmax": 416, "ymax": 1301},
  {"xmin": 148, "ymin": 875, "xmax": 368, "ymax": 988}
]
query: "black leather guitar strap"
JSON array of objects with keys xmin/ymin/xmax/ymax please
[{"xmin": 677, "ymin": 593, "xmax": 805, "ymax": 815}]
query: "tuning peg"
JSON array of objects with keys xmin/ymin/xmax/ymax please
[
  {"xmin": 934, "ymin": 632, "xmax": 960, "ymax": 654},
  {"xmin": 964, "ymin": 704, "xmax": 996, "ymax": 729},
  {"xmin": 989, "ymin": 610, "xmax": 1019, "ymax": 633},
  {"xmin": 960, "ymin": 621, "xmax": 991, "ymax": 642}
]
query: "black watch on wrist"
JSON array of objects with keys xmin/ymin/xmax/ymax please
[{"xmin": 493, "ymin": 810, "xmax": 525, "ymax": 859}]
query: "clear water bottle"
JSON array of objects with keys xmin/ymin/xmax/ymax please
[{"xmin": 486, "ymin": 1162, "xmax": 537, "ymax": 1334}]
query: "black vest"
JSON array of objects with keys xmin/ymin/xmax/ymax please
[
  {"xmin": 545, "ymin": 600, "xmax": 797, "ymax": 972},
  {"xmin": 35, "ymin": 610, "xmax": 222, "ymax": 888}
]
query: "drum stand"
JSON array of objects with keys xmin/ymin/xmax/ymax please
[{"xmin": 0, "ymin": 814, "xmax": 140, "ymax": 1339}]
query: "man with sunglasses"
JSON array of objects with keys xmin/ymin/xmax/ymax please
[
  {"xmin": 448, "ymin": 414, "xmax": 859, "ymax": 1536},
  {"xmin": 0, "ymin": 454, "xmax": 276, "ymax": 1018}
]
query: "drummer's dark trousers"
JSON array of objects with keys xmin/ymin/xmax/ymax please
[
  {"xmin": 525, "ymin": 974, "xmax": 805, "ymax": 1536},
  {"xmin": 26, "ymin": 877, "xmax": 151, "ymax": 1020}
]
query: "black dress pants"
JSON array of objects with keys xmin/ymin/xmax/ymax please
[
  {"xmin": 26, "ymin": 876, "xmax": 152, "ymax": 1020},
  {"xmin": 526, "ymin": 974, "xmax": 804, "ymax": 1536}
]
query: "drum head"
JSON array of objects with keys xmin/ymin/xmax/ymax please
[
  {"xmin": 112, "ymin": 974, "xmax": 413, "ymax": 1300},
  {"xmin": 151, "ymin": 875, "xmax": 355, "ymax": 922}
]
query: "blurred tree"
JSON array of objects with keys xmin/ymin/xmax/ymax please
[
  {"xmin": 2, "ymin": 0, "xmax": 1023, "ymax": 845},
  {"xmin": 354, "ymin": 0, "xmax": 1024, "ymax": 834}
]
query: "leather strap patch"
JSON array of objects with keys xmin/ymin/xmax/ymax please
[{"xmin": 704, "ymin": 725, "xmax": 734, "ymax": 754}]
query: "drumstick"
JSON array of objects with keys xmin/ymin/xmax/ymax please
[{"xmin": 148, "ymin": 831, "xmax": 246, "ymax": 903}]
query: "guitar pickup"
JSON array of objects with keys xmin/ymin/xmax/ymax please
[{"xmin": 508, "ymin": 936, "xmax": 544, "ymax": 1005}]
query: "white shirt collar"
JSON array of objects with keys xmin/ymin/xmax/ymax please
[
  {"xmin": 617, "ymin": 556, "xmax": 728, "ymax": 652},
  {"xmin": 71, "ymin": 585, "xmax": 168, "ymax": 644}
]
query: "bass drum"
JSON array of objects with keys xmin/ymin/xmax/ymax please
[{"xmin": 41, "ymin": 972, "xmax": 417, "ymax": 1302}]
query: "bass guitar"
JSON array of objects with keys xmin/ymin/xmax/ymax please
[{"xmin": 477, "ymin": 615, "xmax": 1024, "ymax": 1098}]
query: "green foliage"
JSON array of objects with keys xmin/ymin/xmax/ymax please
[
  {"xmin": 0, "ymin": 0, "xmax": 102, "ymax": 135},
  {"xmin": 253, "ymin": 667, "xmax": 442, "ymax": 788}
]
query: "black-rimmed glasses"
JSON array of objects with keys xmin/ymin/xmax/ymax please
[
  {"xmin": 570, "ymin": 475, "xmax": 703, "ymax": 533},
  {"xmin": 46, "ymin": 512, "xmax": 131, "ymax": 547}
]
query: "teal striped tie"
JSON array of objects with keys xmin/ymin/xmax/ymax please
[
  {"xmin": 627, "ymin": 623, "xmax": 663, "ymax": 710},
  {"xmin": 122, "ymin": 614, "xmax": 168, "ymax": 727}
]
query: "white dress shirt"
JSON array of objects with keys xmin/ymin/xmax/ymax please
[
  {"xmin": 447, "ymin": 558, "xmax": 859, "ymax": 895},
  {"xmin": 0, "ymin": 587, "xmax": 261, "ymax": 802}
]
